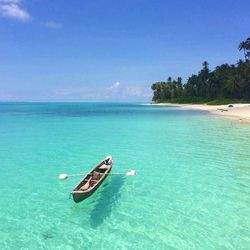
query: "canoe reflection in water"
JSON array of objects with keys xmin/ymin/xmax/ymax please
[{"xmin": 90, "ymin": 175, "xmax": 125, "ymax": 228}]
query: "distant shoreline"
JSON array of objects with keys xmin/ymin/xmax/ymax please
[{"xmin": 151, "ymin": 103, "xmax": 250, "ymax": 124}]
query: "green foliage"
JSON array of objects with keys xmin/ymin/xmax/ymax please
[
  {"xmin": 151, "ymin": 38, "xmax": 250, "ymax": 103},
  {"xmin": 151, "ymin": 78, "xmax": 183, "ymax": 102},
  {"xmin": 206, "ymin": 98, "xmax": 249, "ymax": 105},
  {"xmin": 164, "ymin": 97, "xmax": 211, "ymax": 104}
]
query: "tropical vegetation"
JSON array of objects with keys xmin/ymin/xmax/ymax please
[{"xmin": 151, "ymin": 38, "xmax": 250, "ymax": 104}]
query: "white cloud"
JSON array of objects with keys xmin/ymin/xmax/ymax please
[
  {"xmin": 114, "ymin": 81, "xmax": 121, "ymax": 88},
  {"xmin": 42, "ymin": 21, "xmax": 62, "ymax": 29},
  {"xmin": 123, "ymin": 86, "xmax": 149, "ymax": 97},
  {"xmin": 0, "ymin": 0, "xmax": 31, "ymax": 21},
  {"xmin": 108, "ymin": 81, "xmax": 121, "ymax": 90},
  {"xmin": 52, "ymin": 82, "xmax": 151, "ymax": 102}
]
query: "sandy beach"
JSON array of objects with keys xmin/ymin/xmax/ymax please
[{"xmin": 152, "ymin": 103, "xmax": 250, "ymax": 123}]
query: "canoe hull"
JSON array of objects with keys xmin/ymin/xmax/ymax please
[{"xmin": 71, "ymin": 157, "xmax": 112, "ymax": 203}]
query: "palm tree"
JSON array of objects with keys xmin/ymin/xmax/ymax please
[
  {"xmin": 246, "ymin": 38, "xmax": 250, "ymax": 49},
  {"xmin": 225, "ymin": 73, "xmax": 242, "ymax": 98},
  {"xmin": 239, "ymin": 38, "xmax": 250, "ymax": 61},
  {"xmin": 239, "ymin": 41, "xmax": 247, "ymax": 60},
  {"xmin": 202, "ymin": 61, "xmax": 209, "ymax": 69}
]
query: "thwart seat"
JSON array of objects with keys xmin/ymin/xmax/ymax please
[
  {"xmin": 92, "ymin": 171, "xmax": 102, "ymax": 180},
  {"xmin": 99, "ymin": 165, "xmax": 108, "ymax": 170},
  {"xmin": 80, "ymin": 178, "xmax": 91, "ymax": 190}
]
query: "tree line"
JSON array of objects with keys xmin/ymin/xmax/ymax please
[{"xmin": 152, "ymin": 38, "xmax": 250, "ymax": 103}]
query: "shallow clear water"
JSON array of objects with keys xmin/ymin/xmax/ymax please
[{"xmin": 0, "ymin": 103, "xmax": 250, "ymax": 249}]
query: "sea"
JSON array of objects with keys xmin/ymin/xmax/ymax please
[{"xmin": 0, "ymin": 102, "xmax": 250, "ymax": 249}]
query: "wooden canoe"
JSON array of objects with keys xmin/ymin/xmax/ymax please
[{"xmin": 71, "ymin": 156, "xmax": 113, "ymax": 203}]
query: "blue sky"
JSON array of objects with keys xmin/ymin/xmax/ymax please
[{"xmin": 0, "ymin": 0, "xmax": 249, "ymax": 102}]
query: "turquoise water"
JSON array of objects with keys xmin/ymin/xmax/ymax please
[{"xmin": 0, "ymin": 103, "xmax": 250, "ymax": 249}]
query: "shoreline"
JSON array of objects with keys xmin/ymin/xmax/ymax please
[{"xmin": 152, "ymin": 103, "xmax": 250, "ymax": 123}]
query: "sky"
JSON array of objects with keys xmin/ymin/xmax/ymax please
[{"xmin": 0, "ymin": 0, "xmax": 249, "ymax": 102}]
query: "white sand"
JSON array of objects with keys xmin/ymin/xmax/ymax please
[{"xmin": 152, "ymin": 103, "xmax": 250, "ymax": 123}]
